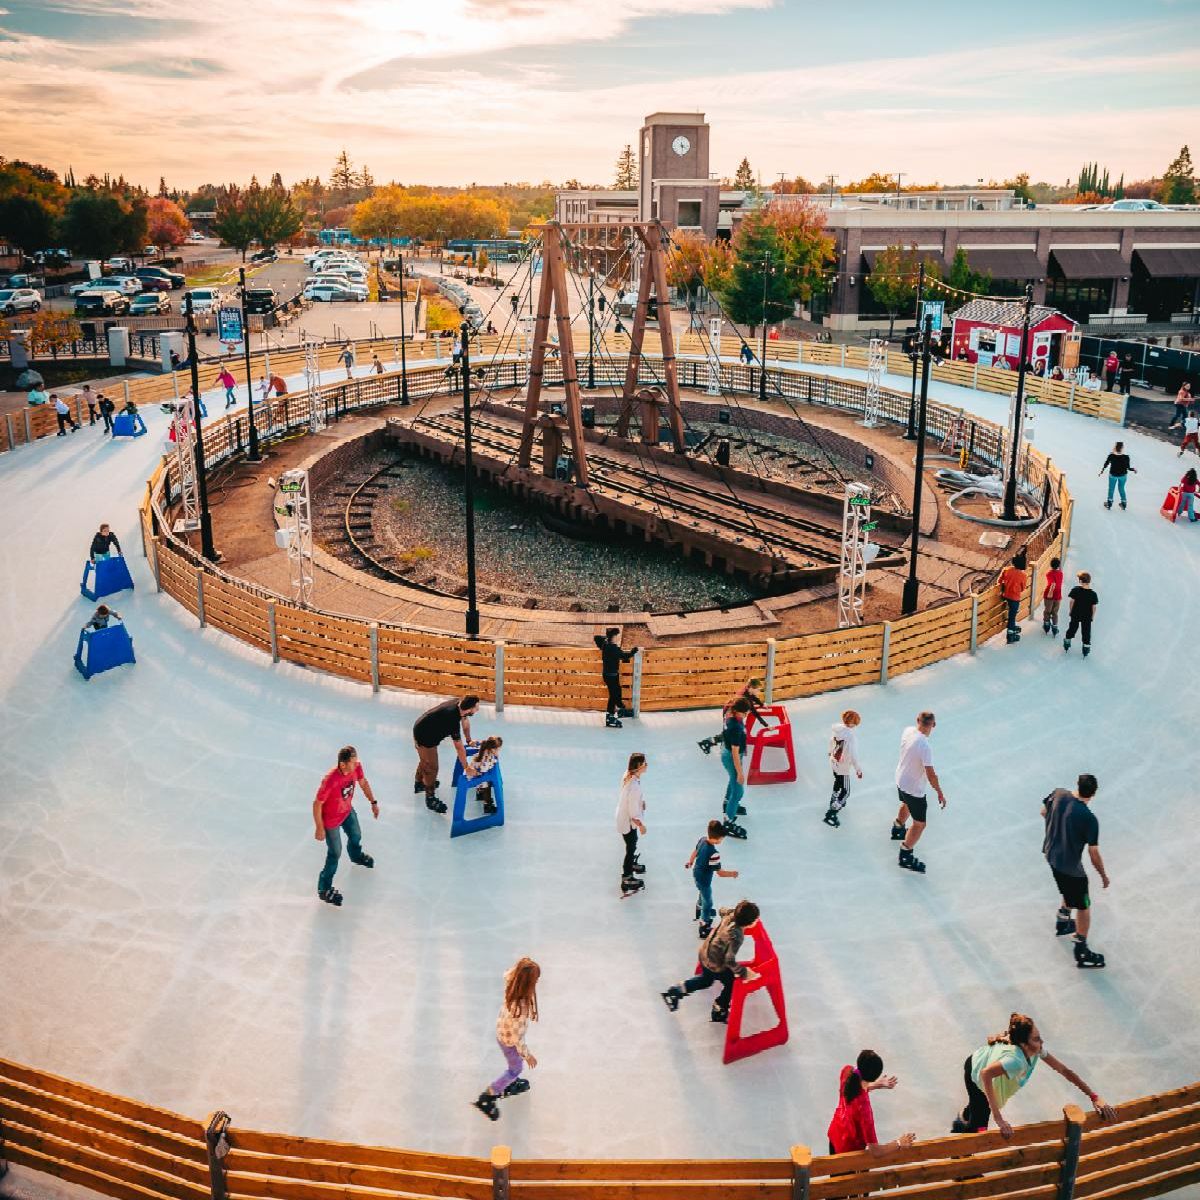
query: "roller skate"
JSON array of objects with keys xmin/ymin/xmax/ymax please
[
  {"xmin": 502, "ymin": 1078, "xmax": 531, "ymax": 1097},
  {"xmin": 721, "ymin": 819, "xmax": 747, "ymax": 840},
  {"xmin": 473, "ymin": 1092, "xmax": 500, "ymax": 1121}
]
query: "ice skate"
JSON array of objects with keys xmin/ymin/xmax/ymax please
[
  {"xmin": 721, "ymin": 819, "xmax": 747, "ymax": 840},
  {"xmin": 605, "ymin": 714, "xmax": 623, "ymax": 729},
  {"xmin": 698, "ymin": 921, "xmax": 712, "ymax": 939},
  {"xmin": 736, "ymin": 804, "xmax": 747, "ymax": 816},
  {"xmin": 709, "ymin": 1004, "xmax": 729, "ymax": 1024},
  {"xmin": 661, "ymin": 985, "xmax": 683, "ymax": 1011},
  {"xmin": 1104, "ymin": 500, "xmax": 1112, "ymax": 509},
  {"xmin": 1042, "ymin": 620, "xmax": 1051, "ymax": 634},
  {"xmin": 1074, "ymin": 940, "xmax": 1105, "ymax": 969},
  {"xmin": 1052, "ymin": 625, "xmax": 1059, "ymax": 636},
  {"xmin": 898, "ymin": 846, "xmax": 926, "ymax": 873},
  {"xmin": 618, "ymin": 706, "xmax": 635, "ymax": 719},
  {"xmin": 823, "ymin": 808, "xmax": 840, "ymax": 828},
  {"xmin": 415, "ymin": 777, "xmax": 439, "ymax": 794},
  {"xmin": 425, "ymin": 794, "xmax": 448, "ymax": 814},
  {"xmin": 1082, "ymin": 645, "xmax": 1091, "ymax": 658},
  {"xmin": 502, "ymin": 1078, "xmax": 531, "ymax": 1097},
  {"xmin": 890, "ymin": 822, "xmax": 907, "ymax": 841},
  {"xmin": 620, "ymin": 874, "xmax": 645, "ymax": 898},
  {"xmin": 1063, "ymin": 639, "xmax": 1072, "ymax": 652},
  {"xmin": 473, "ymin": 1092, "xmax": 501, "ymax": 1121},
  {"xmin": 318, "ymin": 887, "xmax": 343, "ymax": 907},
  {"xmin": 1119, "ymin": 501, "xmax": 1126, "ymax": 510},
  {"xmin": 629, "ymin": 855, "xmax": 646, "ymax": 875},
  {"xmin": 697, "ymin": 737, "xmax": 714, "ymax": 755},
  {"xmin": 951, "ymin": 1117, "xmax": 973, "ymax": 1134},
  {"xmin": 1055, "ymin": 914, "xmax": 1076, "ymax": 937},
  {"xmin": 351, "ymin": 853, "xmax": 374, "ymax": 869}
]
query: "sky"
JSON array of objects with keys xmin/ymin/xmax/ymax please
[{"xmin": 1, "ymin": 0, "xmax": 1197, "ymax": 191}]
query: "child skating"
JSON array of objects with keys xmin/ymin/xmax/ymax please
[
  {"xmin": 1099, "ymin": 441, "xmax": 1135, "ymax": 510},
  {"xmin": 823, "ymin": 709, "xmax": 863, "ymax": 828},
  {"xmin": 473, "ymin": 957, "xmax": 540, "ymax": 1121},
  {"xmin": 473, "ymin": 735, "xmax": 502, "ymax": 815},
  {"xmin": 685, "ymin": 819, "xmax": 739, "ymax": 937},
  {"xmin": 950, "ymin": 1012, "xmax": 1116, "ymax": 1137},
  {"xmin": 1063, "ymin": 571, "xmax": 1099, "ymax": 657},
  {"xmin": 1041, "ymin": 556, "xmax": 1063, "ymax": 636},
  {"xmin": 826, "ymin": 1049, "xmax": 916, "ymax": 1157},
  {"xmin": 616, "ymin": 752, "xmax": 648, "ymax": 897},
  {"xmin": 661, "ymin": 900, "xmax": 760, "ymax": 1025},
  {"xmin": 698, "ymin": 676, "xmax": 763, "ymax": 755},
  {"xmin": 1042, "ymin": 774, "xmax": 1110, "ymax": 969}
]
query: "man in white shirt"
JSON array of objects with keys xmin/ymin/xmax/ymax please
[{"xmin": 891, "ymin": 711, "xmax": 947, "ymax": 874}]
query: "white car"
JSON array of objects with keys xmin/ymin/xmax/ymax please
[
  {"xmin": 188, "ymin": 231, "xmax": 206, "ymax": 242},
  {"xmin": 0, "ymin": 288, "xmax": 42, "ymax": 314},
  {"xmin": 304, "ymin": 283, "xmax": 367, "ymax": 303},
  {"xmin": 180, "ymin": 287, "xmax": 222, "ymax": 313},
  {"xmin": 316, "ymin": 265, "xmax": 368, "ymax": 284},
  {"xmin": 306, "ymin": 274, "xmax": 368, "ymax": 295},
  {"xmin": 91, "ymin": 275, "xmax": 143, "ymax": 295}
]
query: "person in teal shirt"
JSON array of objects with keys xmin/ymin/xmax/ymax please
[{"xmin": 951, "ymin": 1012, "xmax": 1117, "ymax": 1137}]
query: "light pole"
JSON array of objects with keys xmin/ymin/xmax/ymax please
[
  {"xmin": 758, "ymin": 255, "xmax": 777, "ymax": 404},
  {"xmin": 438, "ymin": 228, "xmax": 446, "ymax": 275},
  {"xmin": 587, "ymin": 269, "xmax": 596, "ymax": 390},
  {"xmin": 1003, "ymin": 283, "xmax": 1035, "ymax": 522},
  {"xmin": 238, "ymin": 267, "xmax": 261, "ymax": 461},
  {"xmin": 460, "ymin": 320, "xmax": 480, "ymax": 638},
  {"xmin": 184, "ymin": 294, "xmax": 218, "ymax": 561},
  {"xmin": 901, "ymin": 313, "xmax": 933, "ymax": 616},
  {"xmin": 905, "ymin": 260, "xmax": 925, "ymax": 439},
  {"xmin": 397, "ymin": 250, "xmax": 409, "ymax": 405}
]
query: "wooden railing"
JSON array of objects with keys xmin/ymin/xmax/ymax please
[
  {"xmin": 2, "ymin": 1059, "xmax": 1197, "ymax": 1200},
  {"xmin": 137, "ymin": 356, "xmax": 1071, "ymax": 712}
]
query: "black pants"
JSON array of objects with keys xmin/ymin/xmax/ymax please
[
  {"xmin": 683, "ymin": 965, "xmax": 735, "ymax": 1012},
  {"xmin": 56, "ymin": 411, "xmax": 76, "ymax": 435},
  {"xmin": 87, "ymin": 402, "xmax": 97, "ymax": 425},
  {"xmin": 102, "ymin": 412, "xmax": 113, "ymax": 433},
  {"xmin": 958, "ymin": 1054, "xmax": 992, "ymax": 1131},
  {"xmin": 829, "ymin": 773, "xmax": 849, "ymax": 813},
  {"xmin": 621, "ymin": 828, "xmax": 638, "ymax": 876},
  {"xmin": 1065, "ymin": 614, "xmax": 1092, "ymax": 647},
  {"xmin": 604, "ymin": 675, "xmax": 624, "ymax": 716}
]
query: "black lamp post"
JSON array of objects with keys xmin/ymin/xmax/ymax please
[
  {"xmin": 587, "ymin": 269, "xmax": 596, "ymax": 391},
  {"xmin": 438, "ymin": 229, "xmax": 446, "ymax": 274},
  {"xmin": 398, "ymin": 250, "xmax": 409, "ymax": 405},
  {"xmin": 758, "ymin": 257, "xmax": 776, "ymax": 404},
  {"xmin": 901, "ymin": 313, "xmax": 934, "ymax": 616},
  {"xmin": 905, "ymin": 260, "xmax": 925, "ymax": 439},
  {"xmin": 184, "ymin": 294, "xmax": 218, "ymax": 561},
  {"xmin": 459, "ymin": 320, "xmax": 480, "ymax": 638},
  {"xmin": 1002, "ymin": 284, "xmax": 1035, "ymax": 522},
  {"xmin": 238, "ymin": 267, "xmax": 261, "ymax": 461}
]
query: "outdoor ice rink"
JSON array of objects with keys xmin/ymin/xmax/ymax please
[{"xmin": 2, "ymin": 361, "xmax": 1198, "ymax": 1170}]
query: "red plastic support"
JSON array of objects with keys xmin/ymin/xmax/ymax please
[
  {"xmin": 746, "ymin": 704, "xmax": 796, "ymax": 785},
  {"xmin": 723, "ymin": 919, "xmax": 788, "ymax": 1064}
]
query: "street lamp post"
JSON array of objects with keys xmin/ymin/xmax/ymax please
[
  {"xmin": 238, "ymin": 267, "xmax": 261, "ymax": 462},
  {"xmin": 901, "ymin": 313, "xmax": 934, "ymax": 616},
  {"xmin": 459, "ymin": 321, "xmax": 480, "ymax": 638},
  {"xmin": 905, "ymin": 260, "xmax": 925, "ymax": 439},
  {"xmin": 587, "ymin": 270, "xmax": 596, "ymax": 391},
  {"xmin": 1003, "ymin": 283, "xmax": 1035, "ymax": 522},
  {"xmin": 438, "ymin": 229, "xmax": 446, "ymax": 275},
  {"xmin": 758, "ymin": 257, "xmax": 774, "ymax": 404},
  {"xmin": 184, "ymin": 295, "xmax": 218, "ymax": 561},
  {"xmin": 397, "ymin": 250, "xmax": 409, "ymax": 405}
]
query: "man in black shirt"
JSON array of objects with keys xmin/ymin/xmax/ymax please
[
  {"xmin": 89, "ymin": 524, "xmax": 122, "ymax": 562},
  {"xmin": 412, "ymin": 695, "xmax": 479, "ymax": 813},
  {"xmin": 594, "ymin": 627, "xmax": 638, "ymax": 729},
  {"xmin": 1063, "ymin": 571, "xmax": 1098, "ymax": 658},
  {"xmin": 1042, "ymin": 773, "xmax": 1109, "ymax": 968}
]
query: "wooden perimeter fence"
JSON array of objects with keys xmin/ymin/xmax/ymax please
[
  {"xmin": 135, "ymin": 354, "xmax": 1071, "ymax": 712},
  {"xmin": 2, "ymin": 1059, "xmax": 1197, "ymax": 1200}
]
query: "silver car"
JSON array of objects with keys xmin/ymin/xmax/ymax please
[{"xmin": 0, "ymin": 288, "xmax": 41, "ymax": 314}]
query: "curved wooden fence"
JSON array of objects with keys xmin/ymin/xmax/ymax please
[
  {"xmin": 2, "ymin": 1058, "xmax": 1197, "ymax": 1200},
  {"xmin": 138, "ymin": 353, "xmax": 1071, "ymax": 712}
]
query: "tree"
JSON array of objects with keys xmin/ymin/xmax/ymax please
[
  {"xmin": 719, "ymin": 217, "xmax": 793, "ymax": 334},
  {"xmin": 845, "ymin": 172, "xmax": 899, "ymax": 194},
  {"xmin": 350, "ymin": 187, "xmax": 406, "ymax": 243},
  {"xmin": 763, "ymin": 199, "xmax": 835, "ymax": 305},
  {"xmin": 614, "ymin": 145, "xmax": 638, "ymax": 190},
  {"xmin": 1004, "ymin": 173, "xmax": 1034, "ymax": 204},
  {"xmin": 61, "ymin": 190, "xmax": 147, "ymax": 260},
  {"xmin": 330, "ymin": 149, "xmax": 356, "ymax": 200},
  {"xmin": 865, "ymin": 242, "xmax": 940, "ymax": 338},
  {"xmin": 665, "ymin": 229, "xmax": 708, "ymax": 304},
  {"xmin": 774, "ymin": 175, "xmax": 817, "ymax": 195},
  {"xmin": 734, "ymin": 157, "xmax": 755, "ymax": 190},
  {"xmin": 0, "ymin": 194, "xmax": 57, "ymax": 254},
  {"xmin": 946, "ymin": 247, "xmax": 991, "ymax": 297},
  {"xmin": 212, "ymin": 187, "xmax": 256, "ymax": 259},
  {"xmin": 145, "ymin": 197, "xmax": 189, "ymax": 247},
  {"xmin": 1161, "ymin": 145, "xmax": 1195, "ymax": 205},
  {"xmin": 476, "ymin": 248, "xmax": 489, "ymax": 275},
  {"xmin": 28, "ymin": 311, "xmax": 82, "ymax": 354},
  {"xmin": 701, "ymin": 238, "xmax": 734, "ymax": 297}
]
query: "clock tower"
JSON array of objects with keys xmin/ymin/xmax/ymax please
[{"xmin": 637, "ymin": 111, "xmax": 721, "ymax": 238}]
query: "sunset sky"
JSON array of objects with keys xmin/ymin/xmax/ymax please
[{"xmin": 1, "ymin": 0, "xmax": 1197, "ymax": 191}]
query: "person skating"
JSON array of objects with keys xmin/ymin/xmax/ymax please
[
  {"xmin": 1169, "ymin": 382, "xmax": 1193, "ymax": 429},
  {"xmin": 312, "ymin": 746, "xmax": 378, "ymax": 907},
  {"xmin": 1042, "ymin": 774, "xmax": 1110, "ymax": 968},
  {"xmin": 81, "ymin": 384, "xmax": 97, "ymax": 426},
  {"xmin": 1063, "ymin": 571, "xmax": 1098, "ymax": 657},
  {"xmin": 339, "ymin": 343, "xmax": 355, "ymax": 379},
  {"xmin": 616, "ymin": 752, "xmax": 648, "ymax": 896},
  {"xmin": 890, "ymin": 711, "xmax": 946, "ymax": 873},
  {"xmin": 719, "ymin": 697, "xmax": 751, "ymax": 838},
  {"xmin": 53, "ymin": 394, "xmax": 80, "ymax": 435},
  {"xmin": 98, "ymin": 393, "xmax": 116, "ymax": 434},
  {"xmin": 698, "ymin": 676, "xmax": 764, "ymax": 755},
  {"xmin": 661, "ymin": 900, "xmax": 761, "ymax": 1024},
  {"xmin": 83, "ymin": 604, "xmax": 121, "ymax": 631},
  {"xmin": 217, "ymin": 367, "xmax": 237, "ymax": 409},
  {"xmin": 827, "ymin": 1050, "xmax": 916, "ymax": 1158},
  {"xmin": 412, "ymin": 695, "xmax": 479, "ymax": 813},
  {"xmin": 1099, "ymin": 442, "xmax": 1135, "ymax": 510},
  {"xmin": 685, "ymin": 819, "xmax": 739, "ymax": 937},
  {"xmin": 1041, "ymin": 556, "xmax": 1064, "ymax": 636},
  {"xmin": 473, "ymin": 957, "xmax": 540, "ymax": 1121},
  {"xmin": 89, "ymin": 524, "xmax": 122, "ymax": 563},
  {"xmin": 951, "ymin": 1013, "xmax": 1116, "ymax": 1136},
  {"xmin": 998, "ymin": 554, "xmax": 1026, "ymax": 644},
  {"xmin": 823, "ymin": 709, "xmax": 863, "ymax": 828},
  {"xmin": 1179, "ymin": 412, "xmax": 1199, "ymax": 458},
  {"xmin": 1176, "ymin": 468, "xmax": 1200, "ymax": 522},
  {"xmin": 593, "ymin": 627, "xmax": 638, "ymax": 728},
  {"xmin": 473, "ymin": 735, "xmax": 503, "ymax": 814}
]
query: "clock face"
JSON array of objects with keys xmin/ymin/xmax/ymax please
[{"xmin": 671, "ymin": 135, "xmax": 691, "ymax": 157}]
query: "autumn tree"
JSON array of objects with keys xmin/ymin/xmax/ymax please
[
  {"xmin": 614, "ymin": 145, "xmax": 638, "ymax": 189},
  {"xmin": 350, "ymin": 186, "xmax": 407, "ymax": 243},
  {"xmin": 774, "ymin": 175, "xmax": 817, "ymax": 195},
  {"xmin": 765, "ymin": 199, "xmax": 836, "ymax": 305},
  {"xmin": 701, "ymin": 238, "xmax": 734, "ymax": 297},
  {"xmin": 734, "ymin": 157, "xmax": 755, "ymax": 190},
  {"xmin": 865, "ymin": 242, "xmax": 941, "ymax": 338},
  {"xmin": 1161, "ymin": 145, "xmax": 1195, "ymax": 205},
  {"xmin": 146, "ymin": 196, "xmax": 189, "ymax": 247},
  {"xmin": 845, "ymin": 172, "xmax": 899, "ymax": 194},
  {"xmin": 476, "ymin": 248, "xmax": 489, "ymax": 274},
  {"xmin": 1004, "ymin": 173, "xmax": 1034, "ymax": 203},
  {"xmin": 27, "ymin": 310, "xmax": 82, "ymax": 354},
  {"xmin": 719, "ymin": 215, "xmax": 793, "ymax": 334},
  {"xmin": 665, "ymin": 229, "xmax": 708, "ymax": 303}
]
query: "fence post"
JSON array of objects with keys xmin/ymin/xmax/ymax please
[
  {"xmin": 972, "ymin": 363, "xmax": 979, "ymax": 388},
  {"xmin": 0, "ymin": 1107, "xmax": 8, "ymax": 1181},
  {"xmin": 196, "ymin": 568, "xmax": 206, "ymax": 628},
  {"xmin": 1056, "ymin": 1105, "xmax": 1086, "ymax": 1200},
  {"xmin": 494, "ymin": 640, "xmax": 505, "ymax": 713},
  {"xmin": 1118, "ymin": 390, "xmax": 1129, "ymax": 426},
  {"xmin": 764, "ymin": 638, "xmax": 776, "ymax": 703},
  {"xmin": 123, "ymin": 381, "xmax": 130, "ymax": 407},
  {"xmin": 75, "ymin": 395, "xmax": 84, "ymax": 425},
  {"xmin": 1029, "ymin": 560, "xmax": 1040, "ymax": 621},
  {"xmin": 4, "ymin": 412, "xmax": 14, "ymax": 450},
  {"xmin": 1067, "ymin": 382, "xmax": 1075, "ymax": 412},
  {"xmin": 790, "ymin": 1145, "xmax": 812, "ymax": 1200},
  {"xmin": 879, "ymin": 621, "xmax": 891, "ymax": 684},
  {"xmin": 839, "ymin": 344, "xmax": 846, "ymax": 367},
  {"xmin": 267, "ymin": 601, "xmax": 279, "ymax": 661},
  {"xmin": 22, "ymin": 408, "xmax": 32, "ymax": 444},
  {"xmin": 969, "ymin": 595, "xmax": 980, "ymax": 654},
  {"xmin": 631, "ymin": 647, "xmax": 644, "ymax": 717},
  {"xmin": 490, "ymin": 1146, "xmax": 511, "ymax": 1200},
  {"xmin": 203, "ymin": 1111, "xmax": 231, "ymax": 1200},
  {"xmin": 369, "ymin": 622, "xmax": 380, "ymax": 692}
]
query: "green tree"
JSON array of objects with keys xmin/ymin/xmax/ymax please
[
  {"xmin": 614, "ymin": 144, "xmax": 638, "ymax": 189},
  {"xmin": 0, "ymin": 194, "xmax": 57, "ymax": 254},
  {"xmin": 946, "ymin": 247, "xmax": 991, "ymax": 296},
  {"xmin": 734, "ymin": 157, "xmax": 755, "ymax": 190},
  {"xmin": 764, "ymin": 199, "xmax": 835, "ymax": 305},
  {"xmin": 212, "ymin": 187, "xmax": 256, "ymax": 259},
  {"xmin": 329, "ymin": 149, "xmax": 356, "ymax": 200},
  {"xmin": 719, "ymin": 217, "xmax": 792, "ymax": 334},
  {"xmin": 865, "ymin": 242, "xmax": 940, "ymax": 338},
  {"xmin": 1161, "ymin": 145, "xmax": 1196, "ymax": 205},
  {"xmin": 247, "ymin": 184, "xmax": 303, "ymax": 249},
  {"xmin": 1004, "ymin": 173, "xmax": 1034, "ymax": 204},
  {"xmin": 61, "ymin": 190, "xmax": 147, "ymax": 260}
]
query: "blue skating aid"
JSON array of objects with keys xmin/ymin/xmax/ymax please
[
  {"xmin": 112, "ymin": 410, "xmax": 148, "ymax": 438},
  {"xmin": 450, "ymin": 750, "xmax": 505, "ymax": 839},
  {"xmin": 81, "ymin": 556, "xmax": 135, "ymax": 602},
  {"xmin": 74, "ymin": 623, "xmax": 136, "ymax": 680}
]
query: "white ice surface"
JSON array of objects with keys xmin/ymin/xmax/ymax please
[{"xmin": 1, "ymin": 366, "xmax": 1199, "ymax": 1169}]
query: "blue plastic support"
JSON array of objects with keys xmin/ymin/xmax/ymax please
[
  {"xmin": 196, "ymin": 396, "xmax": 208, "ymax": 418},
  {"xmin": 112, "ymin": 411, "xmax": 148, "ymax": 438},
  {"xmin": 74, "ymin": 623, "xmax": 136, "ymax": 680},
  {"xmin": 81, "ymin": 556, "xmax": 135, "ymax": 602},
  {"xmin": 450, "ymin": 750, "xmax": 505, "ymax": 839}
]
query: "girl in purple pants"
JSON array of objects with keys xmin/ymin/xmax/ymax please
[{"xmin": 473, "ymin": 957, "xmax": 540, "ymax": 1121}]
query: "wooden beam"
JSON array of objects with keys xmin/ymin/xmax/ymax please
[
  {"xmin": 544, "ymin": 224, "xmax": 590, "ymax": 488},
  {"xmin": 517, "ymin": 233, "xmax": 557, "ymax": 469},
  {"xmin": 645, "ymin": 223, "xmax": 687, "ymax": 453},
  {"xmin": 617, "ymin": 247, "xmax": 655, "ymax": 437}
]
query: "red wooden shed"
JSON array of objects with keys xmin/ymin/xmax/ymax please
[{"xmin": 949, "ymin": 298, "xmax": 1078, "ymax": 373}]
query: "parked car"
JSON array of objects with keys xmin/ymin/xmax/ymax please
[
  {"xmin": 0, "ymin": 288, "xmax": 41, "ymax": 314},
  {"xmin": 250, "ymin": 248, "xmax": 278, "ymax": 264},
  {"xmin": 75, "ymin": 290, "xmax": 129, "ymax": 316},
  {"xmin": 188, "ymin": 231, "xmax": 205, "ymax": 242},
  {"xmin": 243, "ymin": 287, "xmax": 276, "ymax": 314},
  {"xmin": 180, "ymin": 287, "xmax": 221, "ymax": 313},
  {"xmin": 70, "ymin": 277, "xmax": 104, "ymax": 296},
  {"xmin": 135, "ymin": 266, "xmax": 186, "ymax": 290},
  {"xmin": 33, "ymin": 249, "xmax": 71, "ymax": 267},
  {"xmin": 306, "ymin": 276, "xmax": 368, "ymax": 297},
  {"xmin": 91, "ymin": 275, "xmax": 143, "ymax": 295},
  {"xmin": 105, "ymin": 257, "xmax": 137, "ymax": 274},
  {"xmin": 316, "ymin": 265, "xmax": 368, "ymax": 284},
  {"xmin": 5, "ymin": 273, "xmax": 43, "ymax": 290},
  {"xmin": 304, "ymin": 283, "xmax": 366, "ymax": 303},
  {"xmin": 143, "ymin": 245, "xmax": 160, "ymax": 257},
  {"xmin": 129, "ymin": 292, "xmax": 172, "ymax": 315}
]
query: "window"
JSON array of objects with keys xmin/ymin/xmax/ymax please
[{"xmin": 677, "ymin": 200, "xmax": 701, "ymax": 227}]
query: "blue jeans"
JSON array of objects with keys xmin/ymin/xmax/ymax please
[
  {"xmin": 720, "ymin": 747, "xmax": 744, "ymax": 821},
  {"xmin": 1005, "ymin": 597, "xmax": 1020, "ymax": 633},
  {"xmin": 694, "ymin": 875, "xmax": 715, "ymax": 925},
  {"xmin": 318, "ymin": 807, "xmax": 364, "ymax": 895},
  {"xmin": 224, "ymin": 386, "xmax": 236, "ymax": 405},
  {"xmin": 1180, "ymin": 491, "xmax": 1196, "ymax": 521},
  {"xmin": 1106, "ymin": 474, "xmax": 1127, "ymax": 504}
]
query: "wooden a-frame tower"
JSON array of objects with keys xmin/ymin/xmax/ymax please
[{"xmin": 517, "ymin": 221, "xmax": 685, "ymax": 489}]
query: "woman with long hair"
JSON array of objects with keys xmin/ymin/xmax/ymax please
[
  {"xmin": 1175, "ymin": 467, "xmax": 1199, "ymax": 522},
  {"xmin": 616, "ymin": 753, "xmax": 648, "ymax": 896},
  {"xmin": 474, "ymin": 958, "xmax": 541, "ymax": 1121}
]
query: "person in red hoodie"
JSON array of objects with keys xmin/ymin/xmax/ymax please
[
  {"xmin": 1041, "ymin": 556, "xmax": 1064, "ymax": 636},
  {"xmin": 827, "ymin": 1049, "xmax": 916, "ymax": 1157},
  {"xmin": 1176, "ymin": 467, "xmax": 1199, "ymax": 523},
  {"xmin": 999, "ymin": 554, "xmax": 1027, "ymax": 644}
]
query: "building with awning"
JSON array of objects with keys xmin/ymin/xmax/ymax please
[{"xmin": 1130, "ymin": 247, "xmax": 1200, "ymax": 322}]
